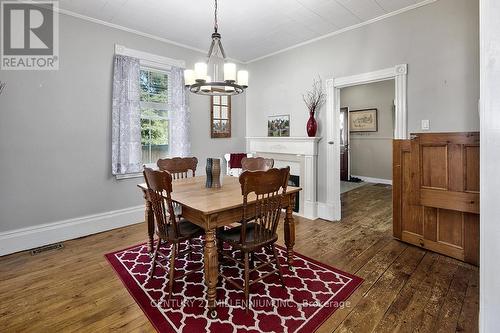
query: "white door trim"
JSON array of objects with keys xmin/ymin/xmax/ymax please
[
  {"xmin": 479, "ymin": 0, "xmax": 500, "ymax": 330},
  {"xmin": 324, "ymin": 64, "xmax": 408, "ymax": 221}
]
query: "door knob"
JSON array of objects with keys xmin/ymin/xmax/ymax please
[{"xmin": 328, "ymin": 141, "xmax": 334, "ymax": 145}]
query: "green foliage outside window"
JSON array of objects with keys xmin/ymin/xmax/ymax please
[
  {"xmin": 141, "ymin": 109, "xmax": 169, "ymax": 146},
  {"xmin": 140, "ymin": 69, "xmax": 169, "ymax": 163},
  {"xmin": 140, "ymin": 70, "xmax": 168, "ymax": 103}
]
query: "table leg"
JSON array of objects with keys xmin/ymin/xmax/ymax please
[
  {"xmin": 284, "ymin": 193, "xmax": 296, "ymax": 267},
  {"xmin": 142, "ymin": 189, "xmax": 155, "ymax": 253},
  {"xmin": 204, "ymin": 227, "xmax": 219, "ymax": 318}
]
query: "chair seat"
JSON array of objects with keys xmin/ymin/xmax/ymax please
[
  {"xmin": 218, "ymin": 223, "xmax": 277, "ymax": 250},
  {"xmin": 157, "ymin": 218, "xmax": 203, "ymax": 240}
]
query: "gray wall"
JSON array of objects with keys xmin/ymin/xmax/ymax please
[
  {"xmin": 0, "ymin": 14, "xmax": 246, "ymax": 232},
  {"xmin": 340, "ymin": 80, "xmax": 394, "ymax": 181},
  {"xmin": 246, "ymin": 0, "xmax": 479, "ymax": 202}
]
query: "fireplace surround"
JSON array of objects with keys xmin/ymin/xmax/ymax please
[{"xmin": 246, "ymin": 136, "xmax": 321, "ymax": 219}]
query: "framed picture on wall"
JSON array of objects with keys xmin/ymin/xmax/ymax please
[
  {"xmin": 267, "ymin": 114, "xmax": 290, "ymax": 137},
  {"xmin": 350, "ymin": 108, "xmax": 378, "ymax": 132},
  {"xmin": 211, "ymin": 95, "xmax": 231, "ymax": 138}
]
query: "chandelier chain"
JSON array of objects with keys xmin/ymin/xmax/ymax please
[
  {"xmin": 184, "ymin": 0, "xmax": 248, "ymax": 96},
  {"xmin": 214, "ymin": 0, "xmax": 218, "ymax": 32}
]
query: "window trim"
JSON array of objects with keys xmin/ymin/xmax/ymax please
[
  {"xmin": 210, "ymin": 95, "xmax": 232, "ymax": 138},
  {"xmin": 115, "ymin": 163, "xmax": 157, "ymax": 180},
  {"xmin": 115, "ymin": 172, "xmax": 143, "ymax": 180},
  {"xmin": 115, "ymin": 44, "xmax": 185, "ymax": 69}
]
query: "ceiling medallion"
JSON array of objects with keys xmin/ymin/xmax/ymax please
[{"xmin": 184, "ymin": 0, "xmax": 248, "ymax": 96}]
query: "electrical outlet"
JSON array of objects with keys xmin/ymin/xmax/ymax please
[{"xmin": 421, "ymin": 119, "xmax": 430, "ymax": 130}]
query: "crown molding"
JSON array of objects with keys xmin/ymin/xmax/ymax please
[
  {"xmin": 50, "ymin": 7, "xmax": 203, "ymax": 55},
  {"xmin": 51, "ymin": 7, "xmax": 246, "ymax": 63},
  {"xmin": 245, "ymin": 0, "xmax": 437, "ymax": 64}
]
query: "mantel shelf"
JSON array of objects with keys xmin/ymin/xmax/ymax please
[
  {"xmin": 246, "ymin": 136, "xmax": 322, "ymax": 142},
  {"xmin": 246, "ymin": 137, "xmax": 322, "ymax": 156}
]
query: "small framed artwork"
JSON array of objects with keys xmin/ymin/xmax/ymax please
[
  {"xmin": 268, "ymin": 114, "xmax": 290, "ymax": 137},
  {"xmin": 349, "ymin": 108, "xmax": 378, "ymax": 132},
  {"xmin": 211, "ymin": 95, "xmax": 231, "ymax": 138}
]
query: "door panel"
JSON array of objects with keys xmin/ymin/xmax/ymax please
[
  {"xmin": 437, "ymin": 209, "xmax": 463, "ymax": 247},
  {"xmin": 464, "ymin": 213, "xmax": 479, "ymax": 264},
  {"xmin": 448, "ymin": 144, "xmax": 464, "ymax": 191},
  {"xmin": 340, "ymin": 107, "xmax": 349, "ymax": 181},
  {"xmin": 423, "ymin": 207, "xmax": 437, "ymax": 241},
  {"xmin": 465, "ymin": 146, "xmax": 480, "ymax": 192},
  {"xmin": 401, "ymin": 142, "xmax": 422, "ymax": 236},
  {"xmin": 402, "ymin": 154, "xmax": 423, "ymax": 235},
  {"xmin": 393, "ymin": 132, "xmax": 479, "ymax": 265},
  {"xmin": 421, "ymin": 145, "xmax": 448, "ymax": 189}
]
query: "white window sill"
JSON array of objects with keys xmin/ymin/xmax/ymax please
[
  {"xmin": 115, "ymin": 173, "xmax": 143, "ymax": 180},
  {"xmin": 114, "ymin": 163, "xmax": 157, "ymax": 180}
]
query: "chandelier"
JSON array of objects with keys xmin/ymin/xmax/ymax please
[{"xmin": 184, "ymin": 0, "xmax": 248, "ymax": 96}]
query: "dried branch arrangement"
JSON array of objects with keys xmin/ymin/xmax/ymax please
[{"xmin": 302, "ymin": 77, "xmax": 326, "ymax": 113}]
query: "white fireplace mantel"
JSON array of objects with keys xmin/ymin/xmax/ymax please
[
  {"xmin": 246, "ymin": 137, "xmax": 322, "ymax": 220},
  {"xmin": 246, "ymin": 137, "xmax": 321, "ymax": 156}
]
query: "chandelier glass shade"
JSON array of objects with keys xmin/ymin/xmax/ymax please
[{"xmin": 184, "ymin": 0, "xmax": 248, "ymax": 96}]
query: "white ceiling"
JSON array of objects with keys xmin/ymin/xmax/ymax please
[{"xmin": 57, "ymin": 0, "xmax": 431, "ymax": 62}]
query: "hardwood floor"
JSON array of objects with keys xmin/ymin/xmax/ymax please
[{"xmin": 0, "ymin": 184, "xmax": 478, "ymax": 332}]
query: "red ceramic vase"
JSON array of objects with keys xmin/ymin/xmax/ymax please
[{"xmin": 306, "ymin": 110, "xmax": 317, "ymax": 137}]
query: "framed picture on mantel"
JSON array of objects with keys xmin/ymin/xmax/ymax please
[
  {"xmin": 268, "ymin": 114, "xmax": 290, "ymax": 137},
  {"xmin": 350, "ymin": 108, "xmax": 378, "ymax": 132},
  {"xmin": 211, "ymin": 95, "xmax": 231, "ymax": 138}
]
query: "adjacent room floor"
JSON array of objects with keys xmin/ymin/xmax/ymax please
[
  {"xmin": 340, "ymin": 180, "xmax": 368, "ymax": 194},
  {"xmin": 0, "ymin": 184, "xmax": 479, "ymax": 332}
]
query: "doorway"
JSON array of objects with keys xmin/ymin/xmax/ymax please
[
  {"xmin": 323, "ymin": 64, "xmax": 408, "ymax": 221},
  {"xmin": 339, "ymin": 80, "xmax": 395, "ymax": 197}
]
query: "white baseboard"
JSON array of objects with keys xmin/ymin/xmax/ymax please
[
  {"xmin": 317, "ymin": 201, "xmax": 341, "ymax": 222},
  {"xmin": 303, "ymin": 200, "xmax": 318, "ymax": 220},
  {"xmin": 0, "ymin": 205, "xmax": 144, "ymax": 257},
  {"xmin": 351, "ymin": 175, "xmax": 393, "ymax": 185}
]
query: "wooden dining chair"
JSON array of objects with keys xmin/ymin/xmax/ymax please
[
  {"xmin": 157, "ymin": 157, "xmax": 198, "ymax": 179},
  {"xmin": 217, "ymin": 167, "xmax": 290, "ymax": 310},
  {"xmin": 157, "ymin": 157, "xmax": 198, "ymax": 218},
  {"xmin": 241, "ymin": 157, "xmax": 274, "ymax": 172},
  {"xmin": 143, "ymin": 167, "xmax": 204, "ymax": 298}
]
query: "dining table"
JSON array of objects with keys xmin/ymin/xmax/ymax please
[{"xmin": 137, "ymin": 174, "xmax": 301, "ymax": 317}]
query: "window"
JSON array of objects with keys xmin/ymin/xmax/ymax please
[
  {"xmin": 140, "ymin": 68, "xmax": 170, "ymax": 164},
  {"xmin": 113, "ymin": 45, "xmax": 188, "ymax": 179}
]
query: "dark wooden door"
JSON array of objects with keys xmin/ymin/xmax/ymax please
[
  {"xmin": 393, "ymin": 132, "xmax": 479, "ymax": 265},
  {"xmin": 340, "ymin": 107, "xmax": 349, "ymax": 181}
]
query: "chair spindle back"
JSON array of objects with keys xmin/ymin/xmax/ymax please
[
  {"xmin": 157, "ymin": 157, "xmax": 198, "ymax": 179},
  {"xmin": 143, "ymin": 167, "xmax": 180, "ymax": 239},
  {"xmin": 239, "ymin": 167, "xmax": 290, "ymax": 244}
]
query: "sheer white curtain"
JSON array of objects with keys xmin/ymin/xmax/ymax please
[
  {"xmin": 169, "ymin": 66, "xmax": 191, "ymax": 157},
  {"xmin": 111, "ymin": 55, "xmax": 142, "ymax": 175}
]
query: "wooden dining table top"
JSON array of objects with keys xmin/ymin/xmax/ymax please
[{"xmin": 138, "ymin": 175, "xmax": 301, "ymax": 215}]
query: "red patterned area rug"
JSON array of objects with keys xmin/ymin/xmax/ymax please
[{"xmin": 105, "ymin": 241, "xmax": 363, "ymax": 333}]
